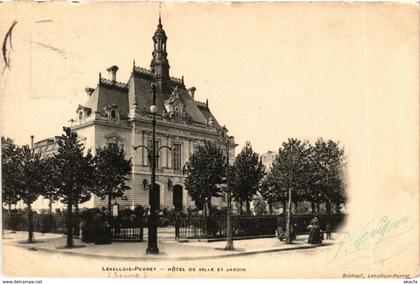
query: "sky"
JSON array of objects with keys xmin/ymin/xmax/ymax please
[
  {"xmin": 2, "ymin": 2, "xmax": 414, "ymax": 154},
  {"xmin": 0, "ymin": 2, "xmax": 419, "ymax": 274}
]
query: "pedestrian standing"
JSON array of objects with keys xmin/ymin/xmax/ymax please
[{"xmin": 307, "ymin": 216, "xmax": 322, "ymax": 245}]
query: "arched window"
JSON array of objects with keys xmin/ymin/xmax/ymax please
[{"xmin": 143, "ymin": 179, "xmax": 149, "ymax": 191}]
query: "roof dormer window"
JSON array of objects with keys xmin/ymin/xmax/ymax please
[
  {"xmin": 104, "ymin": 104, "xmax": 120, "ymax": 123},
  {"xmin": 75, "ymin": 104, "xmax": 91, "ymax": 124}
]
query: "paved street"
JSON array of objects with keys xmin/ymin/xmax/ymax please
[{"xmin": 2, "ymin": 230, "xmax": 340, "ymax": 278}]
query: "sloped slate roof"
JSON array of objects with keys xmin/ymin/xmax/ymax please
[
  {"xmin": 84, "ymin": 82, "xmax": 129, "ymax": 117},
  {"xmin": 83, "ymin": 67, "xmax": 215, "ymax": 126},
  {"xmin": 128, "ymin": 72, "xmax": 213, "ymax": 125},
  {"xmin": 197, "ymin": 103, "xmax": 221, "ymax": 128},
  {"xmin": 177, "ymin": 88, "xmax": 209, "ymax": 125},
  {"xmin": 130, "ymin": 75, "xmax": 168, "ymax": 115}
]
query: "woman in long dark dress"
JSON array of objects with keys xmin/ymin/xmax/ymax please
[{"xmin": 307, "ymin": 217, "xmax": 322, "ymax": 245}]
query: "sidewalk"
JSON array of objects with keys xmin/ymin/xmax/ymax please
[{"xmin": 3, "ymin": 230, "xmax": 334, "ymax": 261}]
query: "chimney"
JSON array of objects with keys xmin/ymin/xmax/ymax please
[
  {"xmin": 106, "ymin": 65, "xmax": 119, "ymax": 82},
  {"xmin": 85, "ymin": 87, "xmax": 94, "ymax": 96},
  {"xmin": 188, "ymin": 87, "xmax": 196, "ymax": 99}
]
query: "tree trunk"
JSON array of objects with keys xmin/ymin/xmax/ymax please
[
  {"xmin": 246, "ymin": 201, "xmax": 250, "ymax": 214},
  {"xmin": 207, "ymin": 199, "xmax": 212, "ymax": 217},
  {"xmin": 286, "ymin": 189, "xmax": 292, "ymax": 244},
  {"xmin": 239, "ymin": 201, "xmax": 243, "ymax": 215},
  {"xmin": 108, "ymin": 194, "xmax": 112, "ymax": 212},
  {"xmin": 316, "ymin": 202, "xmax": 320, "ymax": 212},
  {"xmin": 282, "ymin": 200, "xmax": 286, "ymax": 214},
  {"xmin": 8, "ymin": 203, "xmax": 11, "ymax": 213},
  {"xmin": 326, "ymin": 200, "xmax": 331, "ymax": 214},
  {"xmin": 268, "ymin": 201, "xmax": 273, "ymax": 215},
  {"xmin": 48, "ymin": 198, "xmax": 53, "ymax": 215},
  {"xmin": 75, "ymin": 202, "xmax": 80, "ymax": 238},
  {"xmin": 48, "ymin": 198, "xmax": 53, "ymax": 232},
  {"xmin": 325, "ymin": 200, "xmax": 332, "ymax": 239},
  {"xmin": 27, "ymin": 202, "xmax": 33, "ymax": 243},
  {"xmin": 66, "ymin": 201, "xmax": 74, "ymax": 248},
  {"xmin": 203, "ymin": 201, "xmax": 207, "ymax": 218},
  {"xmin": 293, "ymin": 201, "xmax": 298, "ymax": 214},
  {"xmin": 311, "ymin": 202, "xmax": 315, "ymax": 213}
]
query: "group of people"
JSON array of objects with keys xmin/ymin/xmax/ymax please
[
  {"xmin": 92, "ymin": 208, "xmax": 113, "ymax": 244},
  {"xmin": 276, "ymin": 215, "xmax": 325, "ymax": 245},
  {"xmin": 80, "ymin": 207, "xmax": 113, "ymax": 245}
]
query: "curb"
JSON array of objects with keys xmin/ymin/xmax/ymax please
[{"xmin": 10, "ymin": 240, "xmax": 330, "ymax": 261}]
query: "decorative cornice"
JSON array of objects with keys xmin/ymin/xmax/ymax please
[
  {"xmin": 131, "ymin": 171, "xmax": 186, "ymax": 179},
  {"xmin": 71, "ymin": 120, "xmax": 131, "ymax": 131},
  {"xmin": 196, "ymin": 100, "xmax": 208, "ymax": 109},
  {"xmin": 170, "ymin": 76, "xmax": 184, "ymax": 85},
  {"xmin": 128, "ymin": 116, "xmax": 218, "ymax": 137},
  {"xmin": 99, "ymin": 78, "xmax": 129, "ymax": 92},
  {"xmin": 132, "ymin": 66, "xmax": 154, "ymax": 79}
]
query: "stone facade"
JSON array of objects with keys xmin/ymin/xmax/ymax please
[{"xmin": 31, "ymin": 17, "xmax": 235, "ymax": 211}]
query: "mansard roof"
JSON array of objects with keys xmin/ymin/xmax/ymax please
[
  {"xmin": 84, "ymin": 77, "xmax": 129, "ymax": 117},
  {"xmin": 197, "ymin": 101, "xmax": 221, "ymax": 128},
  {"xmin": 81, "ymin": 65, "xmax": 218, "ymax": 127}
]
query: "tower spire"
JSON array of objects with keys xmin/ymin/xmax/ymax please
[
  {"xmin": 159, "ymin": 2, "xmax": 162, "ymax": 26},
  {"xmin": 151, "ymin": 5, "xmax": 170, "ymax": 86}
]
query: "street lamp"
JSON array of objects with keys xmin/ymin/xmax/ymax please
[
  {"xmin": 224, "ymin": 138, "xmax": 234, "ymax": 250},
  {"xmin": 132, "ymin": 79, "xmax": 171, "ymax": 254},
  {"xmin": 285, "ymin": 150, "xmax": 293, "ymax": 244},
  {"xmin": 219, "ymin": 130, "xmax": 234, "ymax": 250}
]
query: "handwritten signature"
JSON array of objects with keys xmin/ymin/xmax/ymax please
[{"xmin": 327, "ymin": 214, "xmax": 415, "ymax": 269}]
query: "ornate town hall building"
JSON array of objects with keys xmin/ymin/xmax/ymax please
[{"xmin": 39, "ymin": 17, "xmax": 235, "ymax": 210}]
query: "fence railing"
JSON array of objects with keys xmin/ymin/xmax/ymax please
[
  {"xmin": 178, "ymin": 213, "xmax": 345, "ymax": 240},
  {"xmin": 291, "ymin": 213, "xmax": 345, "ymax": 234},
  {"xmin": 3, "ymin": 212, "xmax": 144, "ymax": 242},
  {"xmin": 111, "ymin": 217, "xmax": 143, "ymax": 241},
  {"xmin": 2, "ymin": 212, "xmax": 79, "ymax": 235}
]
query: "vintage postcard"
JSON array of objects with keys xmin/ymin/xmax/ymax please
[{"xmin": 0, "ymin": 1, "xmax": 419, "ymax": 280}]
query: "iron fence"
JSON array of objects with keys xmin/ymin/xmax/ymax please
[
  {"xmin": 111, "ymin": 217, "xmax": 143, "ymax": 241},
  {"xmin": 2, "ymin": 212, "xmax": 79, "ymax": 235},
  {"xmin": 178, "ymin": 213, "xmax": 345, "ymax": 240},
  {"xmin": 3, "ymin": 212, "xmax": 144, "ymax": 242},
  {"xmin": 179, "ymin": 215, "xmax": 278, "ymax": 239}
]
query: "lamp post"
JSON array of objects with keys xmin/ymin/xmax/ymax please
[
  {"xmin": 132, "ymin": 79, "xmax": 171, "ymax": 254},
  {"xmin": 224, "ymin": 138, "xmax": 234, "ymax": 250},
  {"xmin": 285, "ymin": 149, "xmax": 293, "ymax": 244},
  {"xmin": 218, "ymin": 129, "xmax": 234, "ymax": 251}
]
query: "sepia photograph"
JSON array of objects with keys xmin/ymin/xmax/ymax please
[{"xmin": 0, "ymin": 1, "xmax": 418, "ymax": 280}]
